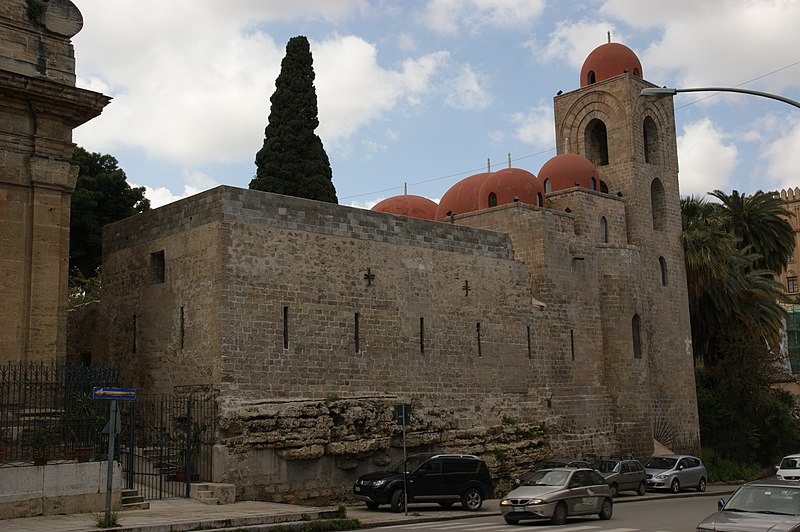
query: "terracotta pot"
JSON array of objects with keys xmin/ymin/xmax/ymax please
[
  {"xmin": 75, "ymin": 447, "xmax": 93, "ymax": 462},
  {"xmin": 33, "ymin": 448, "xmax": 49, "ymax": 466},
  {"xmin": 175, "ymin": 470, "xmax": 186, "ymax": 482},
  {"xmin": 64, "ymin": 449, "xmax": 75, "ymax": 460},
  {"xmin": 0, "ymin": 447, "xmax": 6, "ymax": 462}
]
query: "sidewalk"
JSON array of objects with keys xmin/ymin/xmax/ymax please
[{"xmin": 2, "ymin": 484, "xmax": 738, "ymax": 532}]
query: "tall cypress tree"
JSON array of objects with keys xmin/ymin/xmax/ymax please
[{"xmin": 250, "ymin": 36, "xmax": 337, "ymax": 203}]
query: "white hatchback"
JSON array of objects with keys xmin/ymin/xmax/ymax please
[{"xmin": 776, "ymin": 454, "xmax": 800, "ymax": 481}]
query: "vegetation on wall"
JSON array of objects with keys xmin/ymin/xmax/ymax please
[
  {"xmin": 250, "ymin": 36, "xmax": 337, "ymax": 204},
  {"xmin": 684, "ymin": 189, "xmax": 800, "ymax": 469}
]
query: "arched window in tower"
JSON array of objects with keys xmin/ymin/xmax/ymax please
[
  {"xmin": 587, "ymin": 71, "xmax": 596, "ymax": 84},
  {"xmin": 488, "ymin": 192, "xmax": 497, "ymax": 207},
  {"xmin": 643, "ymin": 116, "xmax": 660, "ymax": 164},
  {"xmin": 659, "ymin": 256, "xmax": 668, "ymax": 286},
  {"xmin": 632, "ymin": 314, "xmax": 642, "ymax": 359},
  {"xmin": 600, "ymin": 216, "xmax": 608, "ymax": 243},
  {"xmin": 585, "ymin": 118, "xmax": 609, "ymax": 166},
  {"xmin": 633, "ymin": 67, "xmax": 640, "ymax": 77},
  {"xmin": 590, "ymin": 177, "xmax": 597, "ymax": 190},
  {"xmin": 651, "ymin": 178, "xmax": 666, "ymax": 231},
  {"xmin": 536, "ymin": 192, "xmax": 543, "ymax": 206},
  {"xmin": 544, "ymin": 179, "xmax": 552, "ymax": 193}
]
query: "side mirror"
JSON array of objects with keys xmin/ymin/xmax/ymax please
[{"xmin": 717, "ymin": 498, "xmax": 726, "ymax": 511}]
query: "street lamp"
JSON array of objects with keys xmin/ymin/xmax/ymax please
[{"xmin": 640, "ymin": 87, "xmax": 800, "ymax": 110}]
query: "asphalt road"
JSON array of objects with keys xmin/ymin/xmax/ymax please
[{"xmin": 358, "ymin": 495, "xmax": 723, "ymax": 531}]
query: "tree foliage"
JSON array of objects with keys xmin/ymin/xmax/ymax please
[
  {"xmin": 70, "ymin": 147, "xmax": 150, "ymax": 285},
  {"xmin": 250, "ymin": 36, "xmax": 337, "ymax": 203}
]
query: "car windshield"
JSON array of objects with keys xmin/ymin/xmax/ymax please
[
  {"xmin": 522, "ymin": 470, "xmax": 569, "ymax": 486},
  {"xmin": 645, "ymin": 457, "xmax": 677, "ymax": 470},
  {"xmin": 592, "ymin": 460, "xmax": 619, "ymax": 473},
  {"xmin": 724, "ymin": 485, "xmax": 800, "ymax": 516},
  {"xmin": 386, "ymin": 455, "xmax": 428, "ymax": 474},
  {"xmin": 781, "ymin": 457, "xmax": 800, "ymax": 470}
]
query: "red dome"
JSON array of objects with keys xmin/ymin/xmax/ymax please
[
  {"xmin": 538, "ymin": 154, "xmax": 599, "ymax": 192},
  {"xmin": 580, "ymin": 42, "xmax": 642, "ymax": 87},
  {"xmin": 435, "ymin": 172, "xmax": 489, "ymax": 221},
  {"xmin": 477, "ymin": 168, "xmax": 542, "ymax": 208},
  {"xmin": 372, "ymin": 194, "xmax": 438, "ymax": 220}
]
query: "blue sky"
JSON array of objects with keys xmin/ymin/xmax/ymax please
[{"xmin": 71, "ymin": 0, "xmax": 800, "ymax": 209}]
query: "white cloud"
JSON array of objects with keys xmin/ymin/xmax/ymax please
[
  {"xmin": 529, "ymin": 20, "xmax": 621, "ymax": 69},
  {"xmin": 510, "ymin": 102, "xmax": 554, "ymax": 147},
  {"xmin": 420, "ymin": 0, "xmax": 545, "ymax": 35},
  {"xmin": 677, "ymin": 118, "xmax": 739, "ymax": 197},
  {"xmin": 443, "ymin": 64, "xmax": 491, "ymax": 110},
  {"xmin": 762, "ymin": 117, "xmax": 800, "ymax": 192},
  {"xmin": 136, "ymin": 169, "xmax": 220, "ymax": 208}
]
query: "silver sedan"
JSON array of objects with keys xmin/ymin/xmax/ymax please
[
  {"xmin": 697, "ymin": 479, "xmax": 800, "ymax": 531},
  {"xmin": 499, "ymin": 467, "xmax": 613, "ymax": 525}
]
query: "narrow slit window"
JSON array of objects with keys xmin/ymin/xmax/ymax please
[
  {"xmin": 659, "ymin": 257, "xmax": 668, "ymax": 286},
  {"xmin": 355, "ymin": 312, "xmax": 360, "ymax": 354},
  {"xmin": 283, "ymin": 306, "xmax": 289, "ymax": 349},
  {"xmin": 149, "ymin": 250, "xmax": 165, "ymax": 283},
  {"xmin": 488, "ymin": 192, "xmax": 497, "ymax": 207},
  {"xmin": 132, "ymin": 314, "xmax": 137, "ymax": 354},
  {"xmin": 570, "ymin": 329, "xmax": 575, "ymax": 361},
  {"xmin": 632, "ymin": 314, "xmax": 642, "ymax": 359},
  {"xmin": 420, "ymin": 317, "xmax": 425, "ymax": 354},
  {"xmin": 477, "ymin": 322, "xmax": 482, "ymax": 357},
  {"xmin": 527, "ymin": 325, "xmax": 532, "ymax": 359}
]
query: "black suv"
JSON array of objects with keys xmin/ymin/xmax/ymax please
[{"xmin": 353, "ymin": 453, "xmax": 493, "ymax": 512}]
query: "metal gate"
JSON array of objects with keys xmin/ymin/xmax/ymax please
[{"xmin": 118, "ymin": 395, "xmax": 216, "ymax": 500}]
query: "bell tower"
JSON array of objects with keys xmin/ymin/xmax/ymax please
[{"xmin": 553, "ymin": 41, "xmax": 700, "ymax": 453}]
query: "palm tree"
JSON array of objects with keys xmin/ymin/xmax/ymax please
[{"xmin": 710, "ymin": 189, "xmax": 795, "ymax": 273}]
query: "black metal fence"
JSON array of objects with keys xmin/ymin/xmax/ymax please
[
  {"xmin": 119, "ymin": 394, "xmax": 217, "ymax": 499},
  {"xmin": 0, "ymin": 362, "xmax": 120, "ymax": 465}
]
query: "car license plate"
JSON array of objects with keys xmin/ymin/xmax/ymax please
[
  {"xmin": 512, "ymin": 506, "xmax": 525, "ymax": 512},
  {"xmin": 355, "ymin": 486, "xmax": 361, "ymax": 492}
]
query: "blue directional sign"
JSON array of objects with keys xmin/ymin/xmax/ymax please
[{"xmin": 92, "ymin": 387, "xmax": 137, "ymax": 400}]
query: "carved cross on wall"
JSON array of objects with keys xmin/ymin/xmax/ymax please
[
  {"xmin": 463, "ymin": 280, "xmax": 471, "ymax": 296},
  {"xmin": 363, "ymin": 268, "xmax": 375, "ymax": 286}
]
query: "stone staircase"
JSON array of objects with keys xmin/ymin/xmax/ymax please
[
  {"xmin": 120, "ymin": 488, "xmax": 150, "ymax": 511},
  {"xmin": 190, "ymin": 483, "xmax": 236, "ymax": 505}
]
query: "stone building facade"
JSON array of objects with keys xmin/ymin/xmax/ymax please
[
  {"xmin": 94, "ymin": 40, "xmax": 700, "ymax": 502},
  {"xmin": 0, "ymin": 0, "xmax": 109, "ymax": 362}
]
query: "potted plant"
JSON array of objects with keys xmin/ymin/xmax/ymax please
[
  {"xmin": 30, "ymin": 426, "xmax": 54, "ymax": 465},
  {"xmin": 61, "ymin": 391, "xmax": 103, "ymax": 462},
  {"xmin": 0, "ymin": 427, "xmax": 10, "ymax": 462}
]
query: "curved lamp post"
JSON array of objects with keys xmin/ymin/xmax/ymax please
[{"xmin": 641, "ymin": 87, "xmax": 800, "ymax": 110}]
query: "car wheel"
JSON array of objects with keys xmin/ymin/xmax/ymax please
[
  {"xmin": 438, "ymin": 502, "xmax": 454, "ymax": 508},
  {"xmin": 599, "ymin": 497, "xmax": 613, "ymax": 520},
  {"xmin": 637, "ymin": 480, "xmax": 647, "ymax": 496},
  {"xmin": 610, "ymin": 482, "xmax": 619, "ymax": 497},
  {"xmin": 365, "ymin": 501, "xmax": 380, "ymax": 510},
  {"xmin": 504, "ymin": 516, "xmax": 520, "ymax": 525},
  {"xmin": 670, "ymin": 479, "xmax": 680, "ymax": 494},
  {"xmin": 390, "ymin": 489, "xmax": 405, "ymax": 513},
  {"xmin": 462, "ymin": 488, "xmax": 483, "ymax": 511},
  {"xmin": 697, "ymin": 477, "xmax": 707, "ymax": 492},
  {"xmin": 551, "ymin": 501, "xmax": 568, "ymax": 525}
]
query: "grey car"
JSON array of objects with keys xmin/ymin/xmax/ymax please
[
  {"xmin": 645, "ymin": 454, "xmax": 707, "ymax": 493},
  {"xmin": 697, "ymin": 479, "xmax": 800, "ymax": 531},
  {"xmin": 500, "ymin": 467, "xmax": 613, "ymax": 525},
  {"xmin": 592, "ymin": 458, "xmax": 647, "ymax": 497}
]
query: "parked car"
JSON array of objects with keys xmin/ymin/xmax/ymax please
[
  {"xmin": 500, "ymin": 467, "xmax": 613, "ymax": 525},
  {"xmin": 644, "ymin": 454, "xmax": 707, "ymax": 493},
  {"xmin": 591, "ymin": 458, "xmax": 647, "ymax": 496},
  {"xmin": 697, "ymin": 479, "xmax": 800, "ymax": 531},
  {"xmin": 513, "ymin": 458, "xmax": 592, "ymax": 486},
  {"xmin": 353, "ymin": 453, "xmax": 493, "ymax": 513},
  {"xmin": 776, "ymin": 454, "xmax": 800, "ymax": 482}
]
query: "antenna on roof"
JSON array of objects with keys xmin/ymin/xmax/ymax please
[
  {"xmin": 487, "ymin": 158, "xmax": 491, "ymax": 172},
  {"xmin": 608, "ymin": 31, "xmax": 611, "ymax": 43},
  {"xmin": 404, "ymin": 182, "xmax": 407, "ymax": 195},
  {"xmin": 508, "ymin": 152, "xmax": 511, "ymax": 168}
]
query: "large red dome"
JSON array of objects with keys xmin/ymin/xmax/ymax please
[
  {"xmin": 372, "ymin": 194, "xmax": 438, "ymax": 220},
  {"xmin": 538, "ymin": 154, "xmax": 599, "ymax": 192},
  {"xmin": 477, "ymin": 168, "xmax": 542, "ymax": 209},
  {"xmin": 435, "ymin": 172, "xmax": 489, "ymax": 221},
  {"xmin": 580, "ymin": 42, "xmax": 642, "ymax": 87}
]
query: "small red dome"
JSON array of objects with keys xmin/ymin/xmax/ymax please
[
  {"xmin": 580, "ymin": 42, "xmax": 642, "ymax": 87},
  {"xmin": 372, "ymin": 195, "xmax": 439, "ymax": 220},
  {"xmin": 477, "ymin": 168, "xmax": 543, "ymax": 208},
  {"xmin": 435, "ymin": 172, "xmax": 489, "ymax": 221},
  {"xmin": 538, "ymin": 154, "xmax": 599, "ymax": 192}
]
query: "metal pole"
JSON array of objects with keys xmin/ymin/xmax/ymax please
[
  {"xmin": 402, "ymin": 405, "xmax": 408, "ymax": 517},
  {"xmin": 104, "ymin": 399, "xmax": 117, "ymax": 523}
]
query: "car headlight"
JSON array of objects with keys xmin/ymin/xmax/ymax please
[
  {"xmin": 372, "ymin": 480, "xmax": 388, "ymax": 487},
  {"xmin": 529, "ymin": 498, "xmax": 545, "ymax": 505},
  {"xmin": 655, "ymin": 474, "xmax": 669, "ymax": 480},
  {"xmin": 500, "ymin": 499, "xmax": 511, "ymax": 505}
]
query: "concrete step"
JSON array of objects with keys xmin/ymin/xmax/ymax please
[
  {"xmin": 119, "ymin": 488, "xmax": 150, "ymax": 511},
  {"xmin": 195, "ymin": 489, "xmax": 220, "ymax": 505}
]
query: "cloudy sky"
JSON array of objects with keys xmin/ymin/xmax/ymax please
[{"xmin": 71, "ymin": 0, "xmax": 800, "ymax": 209}]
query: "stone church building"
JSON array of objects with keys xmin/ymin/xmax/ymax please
[
  {"xmin": 1, "ymin": 0, "xmax": 700, "ymax": 504},
  {"xmin": 91, "ymin": 44, "xmax": 700, "ymax": 501}
]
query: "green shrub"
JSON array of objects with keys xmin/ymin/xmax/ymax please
[{"xmin": 702, "ymin": 448, "xmax": 762, "ymax": 483}]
